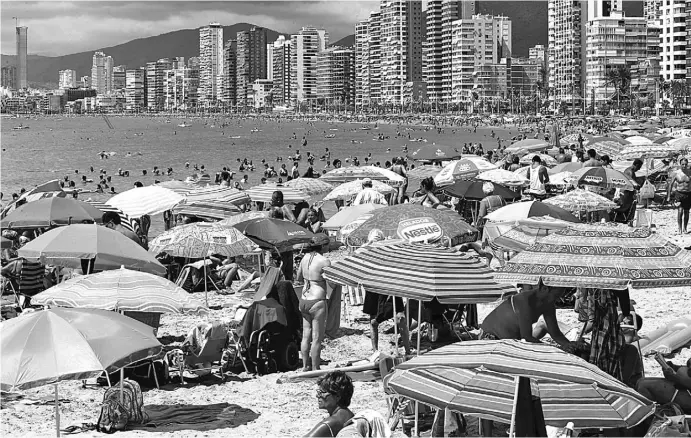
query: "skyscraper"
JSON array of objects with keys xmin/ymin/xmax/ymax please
[
  {"xmin": 271, "ymin": 36, "xmax": 292, "ymax": 106},
  {"xmin": 236, "ymin": 27, "xmax": 268, "ymax": 107},
  {"xmin": 1, "ymin": 66, "xmax": 17, "ymax": 89},
  {"xmin": 644, "ymin": 0, "xmax": 662, "ymax": 21},
  {"xmin": 164, "ymin": 63, "xmax": 199, "ymax": 110},
  {"xmin": 199, "ymin": 23, "xmax": 224, "ymax": 105},
  {"xmin": 659, "ymin": 0, "xmax": 687, "ymax": 81},
  {"xmin": 125, "ymin": 68, "xmax": 146, "ymax": 111},
  {"xmin": 58, "ymin": 69, "xmax": 77, "ymax": 89},
  {"xmin": 16, "ymin": 26, "xmax": 28, "ymax": 89},
  {"xmin": 146, "ymin": 58, "xmax": 173, "ymax": 111},
  {"xmin": 91, "ymin": 51, "xmax": 114, "ymax": 94},
  {"xmin": 548, "ymin": 0, "xmax": 587, "ymax": 112},
  {"xmin": 112, "ymin": 65, "xmax": 127, "ymax": 93},
  {"xmin": 290, "ymin": 26, "xmax": 329, "ymax": 105},
  {"xmin": 423, "ymin": 1, "xmax": 443, "ymax": 102},
  {"xmin": 317, "ymin": 47, "xmax": 356, "ymax": 107},
  {"xmin": 223, "ymin": 40, "xmax": 237, "ymax": 106}
]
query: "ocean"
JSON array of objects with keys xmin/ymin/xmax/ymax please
[{"xmin": 1, "ymin": 115, "xmax": 517, "ymax": 236}]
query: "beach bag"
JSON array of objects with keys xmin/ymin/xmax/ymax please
[
  {"xmin": 97, "ymin": 379, "xmax": 145, "ymax": 433},
  {"xmin": 644, "ymin": 403, "xmax": 690, "ymax": 437},
  {"xmin": 640, "ymin": 180, "xmax": 655, "ymax": 200}
]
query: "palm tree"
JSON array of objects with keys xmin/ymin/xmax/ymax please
[{"xmin": 605, "ymin": 65, "xmax": 631, "ymax": 112}]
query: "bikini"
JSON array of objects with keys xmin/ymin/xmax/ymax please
[{"xmin": 300, "ymin": 253, "xmax": 326, "ymax": 314}]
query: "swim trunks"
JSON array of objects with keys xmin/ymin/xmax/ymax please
[{"xmin": 675, "ymin": 190, "xmax": 691, "ymax": 210}]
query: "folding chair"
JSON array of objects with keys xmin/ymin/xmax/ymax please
[
  {"xmin": 342, "ymin": 284, "xmax": 366, "ymax": 324},
  {"xmin": 612, "ymin": 200, "xmax": 638, "ymax": 224},
  {"xmin": 165, "ymin": 321, "xmax": 229, "ymax": 384},
  {"xmin": 175, "ymin": 261, "xmax": 222, "ymax": 293},
  {"xmin": 226, "ymin": 306, "xmax": 251, "ymax": 373}
]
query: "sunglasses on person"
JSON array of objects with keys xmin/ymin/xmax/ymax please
[{"xmin": 316, "ymin": 389, "xmax": 332, "ymax": 399}]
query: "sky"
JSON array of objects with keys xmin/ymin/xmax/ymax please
[{"xmin": 0, "ymin": 1, "xmax": 380, "ymax": 56}]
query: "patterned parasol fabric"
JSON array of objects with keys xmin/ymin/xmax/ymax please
[
  {"xmin": 590, "ymin": 140, "xmax": 630, "ymax": 158},
  {"xmin": 32, "ymin": 268, "xmax": 207, "ymax": 314},
  {"xmin": 217, "ymin": 211, "xmax": 270, "ymax": 227},
  {"xmin": 617, "ymin": 144, "xmax": 677, "ymax": 160},
  {"xmin": 385, "ymin": 340, "xmax": 654, "ymax": 429},
  {"xmin": 519, "ymin": 153, "xmax": 557, "ymax": 167},
  {"xmin": 322, "ymin": 243, "xmax": 515, "ymax": 303},
  {"xmin": 323, "ymin": 179, "xmax": 395, "ymax": 201},
  {"xmin": 483, "ymin": 217, "xmax": 572, "ymax": 253},
  {"xmin": 494, "ymin": 223, "xmax": 691, "ymax": 289},
  {"xmin": 344, "ymin": 204, "xmax": 478, "ymax": 246},
  {"xmin": 407, "ymin": 164, "xmax": 444, "ymax": 180},
  {"xmin": 244, "ymin": 184, "xmax": 310, "ymax": 203},
  {"xmin": 407, "ymin": 144, "xmax": 461, "ymax": 161},
  {"xmin": 184, "ymin": 186, "xmax": 251, "ymax": 206},
  {"xmin": 571, "ymin": 166, "xmax": 637, "ymax": 191},
  {"xmin": 434, "ymin": 158, "xmax": 498, "ymax": 186},
  {"xmin": 477, "ymin": 169, "xmax": 529, "ymax": 187},
  {"xmin": 284, "ymin": 177, "xmax": 334, "ymax": 196},
  {"xmin": 623, "ymin": 135, "xmax": 654, "ymax": 146},
  {"xmin": 149, "ymin": 222, "xmax": 257, "ymax": 258},
  {"xmin": 559, "ymin": 133, "xmax": 593, "ymax": 145},
  {"xmin": 485, "ymin": 201, "xmax": 580, "ymax": 223},
  {"xmin": 543, "ymin": 189, "xmax": 617, "ymax": 213},
  {"xmin": 320, "ymin": 166, "xmax": 405, "ymax": 187}
]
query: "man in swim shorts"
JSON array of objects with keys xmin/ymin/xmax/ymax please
[{"xmin": 668, "ymin": 158, "xmax": 691, "ymax": 234}]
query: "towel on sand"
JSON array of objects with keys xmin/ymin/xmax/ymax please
[{"xmin": 131, "ymin": 403, "xmax": 259, "ymax": 432}]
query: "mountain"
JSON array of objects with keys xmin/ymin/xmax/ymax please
[
  {"xmin": 0, "ymin": 23, "xmax": 283, "ymax": 88},
  {"xmin": 330, "ymin": 35, "xmax": 355, "ymax": 48}
]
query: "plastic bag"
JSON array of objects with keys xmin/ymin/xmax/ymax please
[{"xmin": 640, "ymin": 180, "xmax": 655, "ymax": 199}]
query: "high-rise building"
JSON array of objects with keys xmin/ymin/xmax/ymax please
[
  {"xmin": 355, "ymin": 12, "xmax": 383, "ymax": 107},
  {"xmin": 199, "ymin": 23, "xmax": 224, "ymax": 105},
  {"xmin": 125, "ymin": 68, "xmax": 146, "ymax": 111},
  {"xmin": 659, "ymin": 0, "xmax": 687, "ymax": 81},
  {"xmin": 378, "ymin": 0, "xmax": 424, "ymax": 105},
  {"xmin": 223, "ymin": 40, "xmax": 237, "ymax": 106},
  {"xmin": 645, "ymin": 0, "xmax": 662, "ymax": 21},
  {"xmin": 188, "ymin": 57, "xmax": 200, "ymax": 69},
  {"xmin": 271, "ymin": 36, "xmax": 291, "ymax": 106},
  {"xmin": 165, "ymin": 64, "xmax": 199, "ymax": 110},
  {"xmin": 548, "ymin": 0, "xmax": 587, "ymax": 111},
  {"xmin": 586, "ymin": 10, "xmax": 660, "ymax": 106},
  {"xmin": 237, "ymin": 27, "xmax": 268, "ymax": 107},
  {"xmin": 146, "ymin": 58, "xmax": 173, "ymax": 111},
  {"xmin": 441, "ymin": 1, "xmax": 474, "ymax": 101},
  {"xmin": 79, "ymin": 76, "xmax": 91, "ymax": 89},
  {"xmin": 529, "ymin": 45, "xmax": 546, "ymax": 65},
  {"xmin": 450, "ymin": 14, "xmax": 512, "ymax": 103},
  {"xmin": 423, "ymin": 0, "xmax": 442, "ymax": 102},
  {"xmin": 1, "ymin": 66, "xmax": 17, "ymax": 89},
  {"xmin": 290, "ymin": 26, "xmax": 329, "ymax": 105},
  {"xmin": 58, "ymin": 69, "xmax": 77, "ymax": 89},
  {"xmin": 91, "ymin": 51, "xmax": 114, "ymax": 94},
  {"xmin": 112, "ymin": 65, "xmax": 126, "ymax": 93},
  {"xmin": 687, "ymin": 0, "xmax": 691, "ymax": 91},
  {"xmin": 317, "ymin": 47, "xmax": 356, "ymax": 107},
  {"xmin": 266, "ymin": 43, "xmax": 275, "ymax": 81},
  {"xmin": 16, "ymin": 26, "xmax": 28, "ymax": 89},
  {"xmin": 586, "ymin": 0, "xmax": 622, "ymax": 20}
]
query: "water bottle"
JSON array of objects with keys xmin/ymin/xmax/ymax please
[{"xmin": 560, "ymin": 422, "xmax": 575, "ymax": 438}]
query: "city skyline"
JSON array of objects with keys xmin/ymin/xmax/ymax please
[{"xmin": 0, "ymin": 1, "xmax": 378, "ymax": 56}]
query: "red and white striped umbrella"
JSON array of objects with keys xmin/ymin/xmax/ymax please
[
  {"xmin": 322, "ymin": 243, "xmax": 515, "ymax": 304},
  {"xmin": 244, "ymin": 184, "xmax": 310, "ymax": 203}
]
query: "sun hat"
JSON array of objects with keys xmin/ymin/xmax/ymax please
[{"xmin": 482, "ymin": 182, "xmax": 495, "ymax": 195}]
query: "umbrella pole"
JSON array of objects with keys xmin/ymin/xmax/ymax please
[
  {"xmin": 204, "ymin": 257, "xmax": 208, "ymax": 307},
  {"xmin": 120, "ymin": 368, "xmax": 125, "ymax": 403},
  {"xmin": 393, "ymin": 297, "xmax": 399, "ymax": 357},
  {"xmin": 509, "ymin": 376, "xmax": 520, "ymax": 438},
  {"xmin": 55, "ymin": 383, "xmax": 60, "ymax": 437}
]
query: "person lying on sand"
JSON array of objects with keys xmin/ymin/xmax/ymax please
[
  {"xmin": 305, "ymin": 371, "xmax": 355, "ymax": 438},
  {"xmin": 637, "ymin": 355, "xmax": 691, "ymax": 414}
]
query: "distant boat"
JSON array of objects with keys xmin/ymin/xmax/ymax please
[
  {"xmin": 250, "ymin": 129, "xmax": 261, "ymax": 133},
  {"xmin": 178, "ymin": 123, "xmax": 190, "ymax": 128},
  {"xmin": 329, "ymin": 128, "xmax": 339, "ymax": 131},
  {"xmin": 12, "ymin": 125, "xmax": 29, "ymax": 130},
  {"xmin": 230, "ymin": 136, "xmax": 242, "ymax": 139},
  {"xmin": 324, "ymin": 134, "xmax": 336, "ymax": 138},
  {"xmin": 361, "ymin": 127, "xmax": 371, "ymax": 131}
]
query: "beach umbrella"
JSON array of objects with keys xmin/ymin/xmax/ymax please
[
  {"xmin": 545, "ymin": 171, "xmax": 575, "ymax": 187},
  {"xmin": 618, "ymin": 144, "xmax": 676, "ymax": 160},
  {"xmin": 233, "ymin": 218, "xmax": 319, "ymax": 251},
  {"xmin": 32, "ymin": 268, "xmax": 207, "ymax": 315},
  {"xmin": 519, "ymin": 153, "xmax": 557, "ymax": 167},
  {"xmin": 1, "ymin": 179, "xmax": 67, "ymax": 219},
  {"xmin": 477, "ymin": 169, "xmax": 529, "ymax": 187},
  {"xmin": 620, "ymin": 130, "xmax": 641, "ymax": 137},
  {"xmin": 0, "ymin": 198, "xmax": 104, "ymax": 229},
  {"xmin": 548, "ymin": 162, "xmax": 584, "ymax": 174},
  {"xmin": 483, "ymin": 217, "xmax": 572, "ymax": 253},
  {"xmin": 543, "ymin": 189, "xmax": 617, "ymax": 213},
  {"xmin": 107, "ymin": 186, "xmax": 184, "ymax": 218},
  {"xmin": 385, "ymin": 340, "xmax": 654, "ymax": 429},
  {"xmin": 323, "ymin": 179, "xmax": 395, "ymax": 201},
  {"xmin": 183, "ymin": 186, "xmax": 251, "ymax": 206},
  {"xmin": 217, "ymin": 211, "xmax": 270, "ymax": 227},
  {"xmin": 611, "ymin": 159, "xmax": 668, "ymax": 177},
  {"xmin": 485, "ymin": 201, "xmax": 581, "ymax": 223},
  {"xmin": 322, "ymin": 204, "xmax": 387, "ymax": 231},
  {"xmin": 571, "ymin": 166, "xmax": 637, "ymax": 191},
  {"xmin": 149, "ymin": 222, "xmax": 257, "ymax": 259},
  {"xmin": 155, "ymin": 180, "xmax": 196, "ymax": 196},
  {"xmin": 18, "ymin": 224, "xmax": 166, "ymax": 276},
  {"xmin": 407, "ymin": 164, "xmax": 444, "ymax": 180},
  {"xmin": 666, "ymin": 137, "xmax": 691, "ymax": 151},
  {"xmin": 494, "ymin": 223, "xmax": 691, "ymax": 289},
  {"xmin": 86, "ymin": 201, "xmax": 138, "ymax": 233},
  {"xmin": 589, "ymin": 140, "xmax": 629, "ymax": 157},
  {"xmin": 434, "ymin": 157, "xmax": 497, "ymax": 186},
  {"xmin": 1, "ymin": 308, "xmax": 162, "ymax": 436},
  {"xmin": 320, "ymin": 166, "xmax": 406, "ymax": 187},
  {"xmin": 653, "ymin": 136, "xmax": 674, "ymax": 144},
  {"xmin": 624, "ymin": 135, "xmax": 654, "ymax": 145},
  {"xmin": 406, "ymin": 144, "xmax": 461, "ymax": 161},
  {"xmin": 559, "ymin": 133, "xmax": 592, "ymax": 146},
  {"xmin": 244, "ymin": 184, "xmax": 310, "ymax": 203},
  {"xmin": 171, "ymin": 200, "xmax": 243, "ymax": 221},
  {"xmin": 442, "ymin": 180, "xmax": 521, "ymax": 201},
  {"xmin": 590, "ymin": 136, "xmax": 630, "ymax": 145},
  {"xmin": 322, "ymin": 243, "xmax": 515, "ymax": 304},
  {"xmin": 284, "ymin": 177, "xmax": 334, "ymax": 196},
  {"xmin": 344, "ymin": 204, "xmax": 478, "ymax": 246},
  {"xmin": 504, "ymin": 139, "xmax": 550, "ymax": 154}
]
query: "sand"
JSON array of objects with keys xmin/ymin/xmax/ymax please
[{"xmin": 2, "ymin": 207, "xmax": 691, "ymax": 437}]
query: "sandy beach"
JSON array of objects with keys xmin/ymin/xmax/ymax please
[{"xmin": 2, "ymin": 205, "xmax": 690, "ymax": 437}]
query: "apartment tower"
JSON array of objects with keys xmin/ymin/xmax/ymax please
[
  {"xmin": 659, "ymin": 0, "xmax": 687, "ymax": 81},
  {"xmin": 16, "ymin": 26, "xmax": 28, "ymax": 89},
  {"xmin": 91, "ymin": 51, "xmax": 114, "ymax": 95},
  {"xmin": 355, "ymin": 12, "xmax": 382, "ymax": 107},
  {"xmin": 236, "ymin": 27, "xmax": 268, "ymax": 107},
  {"xmin": 223, "ymin": 40, "xmax": 237, "ymax": 106},
  {"xmin": 548, "ymin": 0, "xmax": 587, "ymax": 111},
  {"xmin": 290, "ymin": 26, "xmax": 329, "ymax": 105},
  {"xmin": 199, "ymin": 23, "xmax": 224, "ymax": 105},
  {"xmin": 317, "ymin": 47, "xmax": 356, "ymax": 107},
  {"xmin": 59, "ymin": 70, "xmax": 77, "ymax": 89},
  {"xmin": 271, "ymin": 36, "xmax": 292, "ymax": 106}
]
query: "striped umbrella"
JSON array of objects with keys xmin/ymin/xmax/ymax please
[
  {"xmin": 483, "ymin": 217, "xmax": 572, "ymax": 253},
  {"xmin": 1, "ymin": 179, "xmax": 67, "ymax": 219},
  {"xmin": 559, "ymin": 133, "xmax": 593, "ymax": 146},
  {"xmin": 485, "ymin": 201, "xmax": 580, "ymax": 223},
  {"xmin": 86, "ymin": 201, "xmax": 138, "ymax": 233},
  {"xmin": 385, "ymin": 340, "xmax": 654, "ymax": 428},
  {"xmin": 322, "ymin": 204, "xmax": 387, "ymax": 231},
  {"xmin": 285, "ymin": 177, "xmax": 334, "ymax": 196},
  {"xmin": 495, "ymin": 223, "xmax": 691, "ymax": 289},
  {"xmin": 155, "ymin": 180, "xmax": 196, "ymax": 196},
  {"xmin": 624, "ymin": 135, "xmax": 654, "ymax": 146},
  {"xmin": 320, "ymin": 166, "xmax": 406, "ymax": 187},
  {"xmin": 543, "ymin": 189, "xmax": 617, "ymax": 213},
  {"xmin": 172, "ymin": 200, "xmax": 243, "ymax": 221},
  {"xmin": 345, "ymin": 204, "xmax": 478, "ymax": 246},
  {"xmin": 107, "ymin": 186, "xmax": 184, "ymax": 218},
  {"xmin": 571, "ymin": 167, "xmax": 637, "ymax": 191},
  {"xmin": 505, "ymin": 139, "xmax": 549, "ymax": 154},
  {"xmin": 323, "ymin": 179, "xmax": 395, "ymax": 201},
  {"xmin": 244, "ymin": 184, "xmax": 310, "ymax": 203},
  {"xmin": 519, "ymin": 153, "xmax": 557, "ymax": 167},
  {"xmin": 217, "ymin": 211, "xmax": 270, "ymax": 227},
  {"xmin": 434, "ymin": 158, "xmax": 498, "ymax": 187},
  {"xmin": 477, "ymin": 169, "xmax": 529, "ymax": 187},
  {"xmin": 322, "ymin": 243, "xmax": 515, "ymax": 304},
  {"xmin": 184, "ymin": 186, "xmax": 251, "ymax": 206},
  {"xmin": 407, "ymin": 144, "xmax": 461, "ymax": 161},
  {"xmin": 149, "ymin": 222, "xmax": 257, "ymax": 259},
  {"xmin": 1, "ymin": 198, "xmax": 104, "ymax": 229},
  {"xmin": 548, "ymin": 162, "xmax": 584, "ymax": 174},
  {"xmin": 618, "ymin": 144, "xmax": 677, "ymax": 160},
  {"xmin": 32, "ymin": 268, "xmax": 207, "ymax": 314},
  {"xmin": 407, "ymin": 164, "xmax": 444, "ymax": 180},
  {"xmin": 666, "ymin": 137, "xmax": 691, "ymax": 151}
]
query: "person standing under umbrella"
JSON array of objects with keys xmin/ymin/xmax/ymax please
[
  {"xmin": 526, "ymin": 155, "xmax": 550, "ymax": 201},
  {"xmin": 389, "ymin": 157, "xmax": 408, "ymax": 205},
  {"xmin": 352, "ymin": 179, "xmax": 388, "ymax": 206},
  {"xmin": 102, "ymin": 212, "xmax": 143, "ymax": 248},
  {"xmin": 266, "ymin": 191, "xmax": 296, "ymax": 222}
]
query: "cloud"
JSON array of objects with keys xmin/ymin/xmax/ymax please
[{"xmin": 1, "ymin": 1, "xmax": 377, "ymax": 56}]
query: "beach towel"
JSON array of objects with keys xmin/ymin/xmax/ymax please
[
  {"xmin": 338, "ymin": 409, "xmax": 392, "ymax": 437},
  {"xmin": 130, "ymin": 403, "xmax": 259, "ymax": 432},
  {"xmin": 586, "ymin": 288, "xmax": 624, "ymax": 380},
  {"xmin": 268, "ymin": 281, "xmax": 301, "ymax": 339},
  {"xmin": 253, "ymin": 266, "xmax": 283, "ymax": 301},
  {"xmin": 19, "ymin": 259, "xmax": 45, "ymax": 297}
]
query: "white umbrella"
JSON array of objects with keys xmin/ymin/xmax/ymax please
[
  {"xmin": 477, "ymin": 169, "xmax": 529, "ymax": 187},
  {"xmin": 323, "ymin": 179, "xmax": 395, "ymax": 201},
  {"xmin": 107, "ymin": 186, "xmax": 184, "ymax": 218}
]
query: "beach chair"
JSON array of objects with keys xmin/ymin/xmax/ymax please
[
  {"xmin": 165, "ymin": 321, "xmax": 229, "ymax": 384},
  {"xmin": 612, "ymin": 199, "xmax": 637, "ymax": 224},
  {"xmin": 342, "ymin": 284, "xmax": 366, "ymax": 324},
  {"xmin": 175, "ymin": 260, "xmax": 222, "ymax": 293},
  {"xmin": 380, "ymin": 355, "xmax": 435, "ymax": 434}
]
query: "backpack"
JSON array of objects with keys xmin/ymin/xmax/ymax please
[{"xmin": 97, "ymin": 379, "xmax": 145, "ymax": 433}]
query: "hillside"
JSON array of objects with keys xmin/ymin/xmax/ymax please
[
  {"xmin": 0, "ymin": 23, "xmax": 283, "ymax": 88},
  {"xmin": 330, "ymin": 35, "xmax": 355, "ymax": 48}
]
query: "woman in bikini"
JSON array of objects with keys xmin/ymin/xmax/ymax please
[
  {"xmin": 296, "ymin": 245, "xmax": 331, "ymax": 371},
  {"xmin": 305, "ymin": 371, "xmax": 354, "ymax": 437}
]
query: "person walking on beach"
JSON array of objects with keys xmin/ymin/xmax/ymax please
[
  {"xmin": 389, "ymin": 157, "xmax": 408, "ymax": 204},
  {"xmin": 526, "ymin": 155, "xmax": 550, "ymax": 200},
  {"xmin": 668, "ymin": 157, "xmax": 691, "ymax": 234}
]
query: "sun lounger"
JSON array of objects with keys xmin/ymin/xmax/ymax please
[{"xmin": 165, "ymin": 321, "xmax": 229, "ymax": 383}]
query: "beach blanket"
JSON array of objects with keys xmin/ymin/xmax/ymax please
[{"xmin": 131, "ymin": 403, "xmax": 259, "ymax": 432}]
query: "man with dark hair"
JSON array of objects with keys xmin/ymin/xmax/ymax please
[
  {"xmin": 668, "ymin": 157, "xmax": 691, "ymax": 234},
  {"xmin": 583, "ymin": 148, "xmax": 602, "ymax": 167},
  {"xmin": 267, "ymin": 190, "xmax": 296, "ymax": 222},
  {"xmin": 526, "ymin": 155, "xmax": 550, "ymax": 200},
  {"xmin": 102, "ymin": 211, "xmax": 142, "ymax": 247}
]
